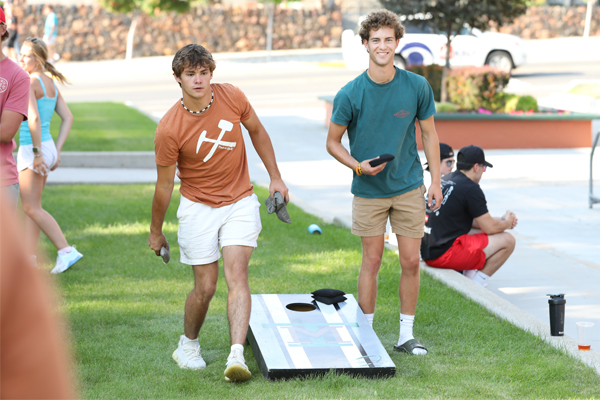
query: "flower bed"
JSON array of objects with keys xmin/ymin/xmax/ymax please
[
  {"xmin": 318, "ymin": 96, "xmax": 599, "ymax": 149},
  {"xmin": 415, "ymin": 112, "xmax": 599, "ymax": 149}
]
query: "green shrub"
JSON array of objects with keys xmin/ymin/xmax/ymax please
[
  {"xmin": 436, "ymin": 102, "xmax": 458, "ymax": 113},
  {"xmin": 446, "ymin": 66, "xmax": 510, "ymax": 112},
  {"xmin": 504, "ymin": 95, "xmax": 520, "ymax": 112},
  {"xmin": 408, "ymin": 64, "xmax": 444, "ymax": 102},
  {"xmin": 504, "ymin": 95, "xmax": 539, "ymax": 113},
  {"xmin": 516, "ymin": 95, "xmax": 538, "ymax": 112}
]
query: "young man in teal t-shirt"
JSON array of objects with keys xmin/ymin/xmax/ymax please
[{"xmin": 326, "ymin": 9, "xmax": 442, "ymax": 355}]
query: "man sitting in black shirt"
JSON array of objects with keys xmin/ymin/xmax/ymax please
[{"xmin": 420, "ymin": 145, "xmax": 517, "ymax": 287}]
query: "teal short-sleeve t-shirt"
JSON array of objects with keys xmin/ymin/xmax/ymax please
[{"xmin": 331, "ymin": 67, "xmax": 436, "ymax": 199}]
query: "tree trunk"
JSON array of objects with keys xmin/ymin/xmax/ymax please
[
  {"xmin": 583, "ymin": 0, "xmax": 593, "ymax": 38},
  {"xmin": 266, "ymin": 3, "xmax": 274, "ymax": 61},
  {"xmin": 126, "ymin": 17, "xmax": 138, "ymax": 61},
  {"xmin": 440, "ymin": 26, "xmax": 453, "ymax": 103}
]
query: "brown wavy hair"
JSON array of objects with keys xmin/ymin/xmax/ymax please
[
  {"xmin": 1, "ymin": 22, "xmax": 8, "ymax": 43},
  {"xmin": 22, "ymin": 37, "xmax": 69, "ymax": 84},
  {"xmin": 172, "ymin": 44, "xmax": 217, "ymax": 79},
  {"xmin": 358, "ymin": 9, "xmax": 405, "ymax": 43}
]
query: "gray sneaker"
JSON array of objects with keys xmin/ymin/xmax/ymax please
[{"xmin": 172, "ymin": 335, "xmax": 206, "ymax": 370}]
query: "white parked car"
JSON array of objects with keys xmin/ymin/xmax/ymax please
[{"xmin": 342, "ymin": 21, "xmax": 528, "ymax": 72}]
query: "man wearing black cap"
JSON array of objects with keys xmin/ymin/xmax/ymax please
[
  {"xmin": 421, "ymin": 145, "xmax": 517, "ymax": 287},
  {"xmin": 438, "ymin": 143, "xmax": 455, "ymax": 177},
  {"xmin": 425, "ymin": 143, "xmax": 454, "ymax": 177},
  {"xmin": 424, "ymin": 143, "xmax": 454, "ymax": 192}
]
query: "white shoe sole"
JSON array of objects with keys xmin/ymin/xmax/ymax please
[
  {"xmin": 172, "ymin": 350, "xmax": 206, "ymax": 370},
  {"xmin": 224, "ymin": 362, "xmax": 251, "ymax": 382}
]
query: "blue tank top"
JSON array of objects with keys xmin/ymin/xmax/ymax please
[{"xmin": 20, "ymin": 75, "xmax": 57, "ymax": 146}]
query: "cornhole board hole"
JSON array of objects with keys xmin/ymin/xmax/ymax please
[{"xmin": 247, "ymin": 294, "xmax": 396, "ymax": 380}]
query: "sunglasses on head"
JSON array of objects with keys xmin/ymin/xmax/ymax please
[{"xmin": 25, "ymin": 37, "xmax": 38, "ymax": 43}]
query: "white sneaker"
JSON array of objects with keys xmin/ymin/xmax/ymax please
[
  {"xmin": 172, "ymin": 335, "xmax": 206, "ymax": 370},
  {"xmin": 224, "ymin": 348, "xmax": 251, "ymax": 382},
  {"xmin": 463, "ymin": 270, "xmax": 477, "ymax": 279},
  {"xmin": 51, "ymin": 246, "xmax": 83, "ymax": 274}
]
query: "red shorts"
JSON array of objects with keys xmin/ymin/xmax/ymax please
[{"xmin": 425, "ymin": 233, "xmax": 488, "ymax": 271}]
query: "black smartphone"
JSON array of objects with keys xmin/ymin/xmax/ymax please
[{"xmin": 369, "ymin": 153, "xmax": 395, "ymax": 167}]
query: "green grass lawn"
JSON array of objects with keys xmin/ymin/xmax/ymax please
[
  {"xmin": 567, "ymin": 84, "xmax": 600, "ymax": 98},
  {"xmin": 16, "ymin": 102, "xmax": 157, "ymax": 152},
  {"xmin": 38, "ymin": 184, "xmax": 600, "ymax": 399}
]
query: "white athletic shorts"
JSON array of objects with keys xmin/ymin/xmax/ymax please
[
  {"xmin": 17, "ymin": 141, "xmax": 58, "ymax": 173},
  {"xmin": 177, "ymin": 193, "xmax": 262, "ymax": 265}
]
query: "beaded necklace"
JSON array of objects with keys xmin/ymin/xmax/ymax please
[{"xmin": 181, "ymin": 91, "xmax": 213, "ymax": 114}]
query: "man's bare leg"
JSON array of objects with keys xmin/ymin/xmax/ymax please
[
  {"xmin": 222, "ymin": 245, "xmax": 253, "ymax": 345},
  {"xmin": 358, "ymin": 235, "xmax": 385, "ymax": 314},
  {"xmin": 395, "ymin": 235, "xmax": 427, "ymax": 354},
  {"xmin": 172, "ymin": 261, "xmax": 218, "ymax": 370},
  {"xmin": 481, "ymin": 232, "xmax": 516, "ymax": 277},
  {"xmin": 185, "ymin": 262, "xmax": 219, "ymax": 339},
  {"xmin": 396, "ymin": 235, "xmax": 421, "ymax": 315},
  {"xmin": 222, "ymin": 245, "xmax": 254, "ymax": 382}
]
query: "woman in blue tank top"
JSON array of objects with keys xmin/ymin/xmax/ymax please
[{"xmin": 17, "ymin": 37, "xmax": 83, "ymax": 274}]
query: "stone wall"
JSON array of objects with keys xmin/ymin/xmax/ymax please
[
  {"xmin": 491, "ymin": 5, "xmax": 600, "ymax": 39},
  {"xmin": 10, "ymin": 3, "xmax": 600, "ymax": 62},
  {"xmin": 17, "ymin": 3, "xmax": 343, "ymax": 61}
]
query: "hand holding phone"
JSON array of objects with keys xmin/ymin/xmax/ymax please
[{"xmin": 369, "ymin": 153, "xmax": 395, "ymax": 167}]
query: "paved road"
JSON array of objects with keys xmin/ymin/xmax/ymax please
[
  {"xmin": 50, "ymin": 43, "xmax": 600, "ymax": 361},
  {"xmin": 58, "ymin": 50, "xmax": 357, "ymax": 119}
]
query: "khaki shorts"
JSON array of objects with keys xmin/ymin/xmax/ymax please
[{"xmin": 352, "ymin": 185, "xmax": 426, "ymax": 239}]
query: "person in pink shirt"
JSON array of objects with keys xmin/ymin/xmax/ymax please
[{"xmin": 1, "ymin": 7, "xmax": 30, "ymax": 209}]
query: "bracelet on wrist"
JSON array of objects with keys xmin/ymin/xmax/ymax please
[
  {"xmin": 34, "ymin": 153, "xmax": 43, "ymax": 158},
  {"xmin": 356, "ymin": 162, "xmax": 363, "ymax": 176}
]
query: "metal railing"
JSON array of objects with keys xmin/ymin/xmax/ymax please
[{"xmin": 590, "ymin": 131, "xmax": 600, "ymax": 208}]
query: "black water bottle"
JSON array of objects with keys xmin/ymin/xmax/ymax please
[{"xmin": 547, "ymin": 294, "xmax": 566, "ymax": 336}]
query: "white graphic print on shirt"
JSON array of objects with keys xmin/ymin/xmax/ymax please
[{"xmin": 196, "ymin": 119, "xmax": 236, "ymax": 162}]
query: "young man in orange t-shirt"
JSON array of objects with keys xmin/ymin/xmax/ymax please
[{"xmin": 148, "ymin": 44, "xmax": 288, "ymax": 382}]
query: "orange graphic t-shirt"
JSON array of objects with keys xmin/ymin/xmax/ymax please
[{"xmin": 155, "ymin": 83, "xmax": 254, "ymax": 207}]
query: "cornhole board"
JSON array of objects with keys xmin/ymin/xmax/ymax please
[{"xmin": 247, "ymin": 294, "xmax": 396, "ymax": 380}]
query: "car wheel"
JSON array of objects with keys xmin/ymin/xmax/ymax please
[
  {"xmin": 486, "ymin": 51, "xmax": 513, "ymax": 73},
  {"xmin": 394, "ymin": 55, "xmax": 406, "ymax": 70}
]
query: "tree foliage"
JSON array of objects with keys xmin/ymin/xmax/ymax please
[
  {"xmin": 380, "ymin": 0, "xmax": 528, "ymax": 37},
  {"xmin": 98, "ymin": 0, "xmax": 190, "ymax": 15},
  {"xmin": 380, "ymin": 0, "xmax": 528, "ymax": 101}
]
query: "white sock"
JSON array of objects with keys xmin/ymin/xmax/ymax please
[
  {"xmin": 230, "ymin": 343, "xmax": 244, "ymax": 353},
  {"xmin": 398, "ymin": 313, "xmax": 415, "ymax": 345},
  {"xmin": 229, "ymin": 344, "xmax": 245, "ymax": 363},
  {"xmin": 181, "ymin": 334, "xmax": 198, "ymax": 344},
  {"xmin": 398, "ymin": 314, "xmax": 427, "ymax": 355},
  {"xmin": 463, "ymin": 269, "xmax": 477, "ymax": 279},
  {"xmin": 58, "ymin": 246, "xmax": 72, "ymax": 255},
  {"xmin": 364, "ymin": 313, "xmax": 374, "ymax": 327},
  {"xmin": 472, "ymin": 271, "xmax": 490, "ymax": 286}
]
